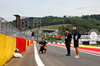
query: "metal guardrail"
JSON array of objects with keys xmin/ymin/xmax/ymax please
[{"xmin": 0, "ymin": 17, "xmax": 32, "ymax": 40}]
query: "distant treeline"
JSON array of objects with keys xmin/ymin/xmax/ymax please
[{"xmin": 10, "ymin": 14, "xmax": 100, "ymax": 34}]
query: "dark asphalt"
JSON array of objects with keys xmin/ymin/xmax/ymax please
[
  {"xmin": 6, "ymin": 44, "xmax": 100, "ymax": 66},
  {"xmin": 37, "ymin": 44, "xmax": 100, "ymax": 66}
]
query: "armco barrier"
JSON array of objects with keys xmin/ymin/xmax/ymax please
[{"xmin": 0, "ymin": 34, "xmax": 16, "ymax": 66}]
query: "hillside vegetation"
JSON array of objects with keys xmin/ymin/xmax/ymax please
[
  {"xmin": 40, "ymin": 24, "xmax": 71, "ymax": 30},
  {"xmin": 10, "ymin": 14, "xmax": 100, "ymax": 34}
]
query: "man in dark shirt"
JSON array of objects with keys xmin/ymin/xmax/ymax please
[
  {"xmin": 73, "ymin": 25, "xmax": 81, "ymax": 58},
  {"xmin": 39, "ymin": 38, "xmax": 47, "ymax": 54},
  {"xmin": 65, "ymin": 28, "xmax": 72, "ymax": 56}
]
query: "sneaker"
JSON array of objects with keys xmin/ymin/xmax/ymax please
[
  {"xmin": 43, "ymin": 50, "xmax": 46, "ymax": 54},
  {"xmin": 74, "ymin": 56, "xmax": 80, "ymax": 59},
  {"xmin": 66, "ymin": 54, "xmax": 71, "ymax": 56}
]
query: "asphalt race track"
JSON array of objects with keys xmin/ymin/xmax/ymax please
[{"xmin": 6, "ymin": 44, "xmax": 100, "ymax": 66}]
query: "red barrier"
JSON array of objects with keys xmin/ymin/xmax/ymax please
[
  {"xmin": 22, "ymin": 38, "xmax": 26, "ymax": 51},
  {"xmin": 27, "ymin": 40, "xmax": 29, "ymax": 46},
  {"xmin": 14, "ymin": 37, "xmax": 34, "ymax": 53},
  {"xmin": 31, "ymin": 41, "xmax": 33, "ymax": 44},
  {"xmin": 15, "ymin": 37, "xmax": 26, "ymax": 53},
  {"xmin": 19, "ymin": 38, "xmax": 26, "ymax": 53},
  {"xmin": 15, "ymin": 37, "xmax": 20, "ymax": 49},
  {"xmin": 30, "ymin": 41, "xmax": 33, "ymax": 44},
  {"xmin": 19, "ymin": 38, "xmax": 23, "ymax": 53}
]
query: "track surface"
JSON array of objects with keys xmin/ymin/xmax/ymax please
[{"xmin": 6, "ymin": 44, "xmax": 100, "ymax": 66}]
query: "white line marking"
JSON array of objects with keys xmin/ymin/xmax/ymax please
[
  {"xmin": 49, "ymin": 44, "xmax": 100, "ymax": 57},
  {"xmin": 34, "ymin": 43, "xmax": 45, "ymax": 66}
]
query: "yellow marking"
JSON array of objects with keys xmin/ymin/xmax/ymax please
[{"xmin": 61, "ymin": 44, "xmax": 100, "ymax": 49}]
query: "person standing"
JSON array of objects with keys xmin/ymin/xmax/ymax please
[
  {"xmin": 31, "ymin": 32, "xmax": 35, "ymax": 40},
  {"xmin": 72, "ymin": 25, "xmax": 81, "ymax": 58},
  {"xmin": 65, "ymin": 28, "xmax": 72, "ymax": 56}
]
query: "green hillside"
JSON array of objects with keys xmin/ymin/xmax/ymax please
[
  {"xmin": 40, "ymin": 24, "xmax": 71, "ymax": 30},
  {"xmin": 10, "ymin": 14, "xmax": 100, "ymax": 34}
]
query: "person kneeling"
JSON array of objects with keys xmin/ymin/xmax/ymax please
[{"xmin": 39, "ymin": 38, "xmax": 47, "ymax": 54}]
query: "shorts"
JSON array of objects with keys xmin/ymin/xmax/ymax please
[
  {"xmin": 74, "ymin": 41, "xmax": 79, "ymax": 47},
  {"xmin": 39, "ymin": 46, "xmax": 47, "ymax": 52}
]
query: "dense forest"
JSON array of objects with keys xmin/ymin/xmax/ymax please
[{"xmin": 10, "ymin": 14, "xmax": 100, "ymax": 34}]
